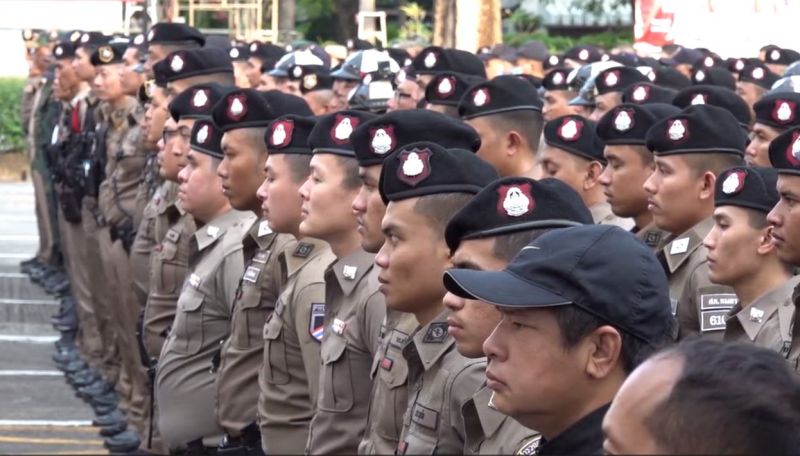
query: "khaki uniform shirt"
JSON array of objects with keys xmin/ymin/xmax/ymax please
[
  {"xmin": 668, "ymin": 218, "xmax": 737, "ymax": 340},
  {"xmin": 784, "ymin": 285, "xmax": 800, "ymax": 372},
  {"xmin": 397, "ymin": 309, "xmax": 486, "ymax": 455},
  {"xmin": 358, "ymin": 310, "xmax": 418, "ymax": 455},
  {"xmin": 724, "ymin": 276, "xmax": 800, "ymax": 355},
  {"xmin": 215, "ymin": 219, "xmax": 294, "ymax": 434},
  {"xmin": 97, "ymin": 97, "xmax": 146, "ymax": 228},
  {"xmin": 634, "ymin": 222, "xmax": 669, "ymax": 252},
  {"xmin": 130, "ymin": 181, "xmax": 172, "ymax": 313},
  {"xmin": 143, "ymin": 184, "xmax": 196, "ymax": 359},
  {"xmin": 155, "ymin": 209, "xmax": 255, "ymax": 450},
  {"xmin": 589, "ymin": 201, "xmax": 635, "ymax": 230},
  {"xmin": 462, "ymin": 385, "xmax": 541, "ymax": 455},
  {"xmin": 306, "ymin": 248, "xmax": 386, "ymax": 455},
  {"xmin": 259, "ymin": 238, "xmax": 335, "ymax": 454}
]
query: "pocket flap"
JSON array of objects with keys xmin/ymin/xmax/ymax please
[
  {"xmin": 320, "ymin": 334, "xmax": 347, "ymax": 364},
  {"xmin": 179, "ymin": 287, "xmax": 204, "ymax": 312}
]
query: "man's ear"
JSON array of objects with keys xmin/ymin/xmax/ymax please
[
  {"xmin": 584, "ymin": 325, "xmax": 623, "ymax": 380},
  {"xmin": 699, "ymin": 170, "xmax": 717, "ymax": 202},
  {"xmin": 757, "ymin": 224, "xmax": 778, "ymax": 256},
  {"xmin": 506, "ymin": 130, "xmax": 524, "ymax": 158},
  {"xmin": 584, "ymin": 160, "xmax": 605, "ymax": 190}
]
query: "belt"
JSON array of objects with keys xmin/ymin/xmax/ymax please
[
  {"xmin": 217, "ymin": 423, "xmax": 263, "ymax": 456},
  {"xmin": 170, "ymin": 438, "xmax": 218, "ymax": 456}
]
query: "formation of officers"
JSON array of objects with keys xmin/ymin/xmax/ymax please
[{"xmin": 18, "ymin": 22, "xmax": 800, "ymax": 455}]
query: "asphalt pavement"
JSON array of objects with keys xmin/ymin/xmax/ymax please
[{"xmin": 0, "ymin": 182, "xmax": 106, "ymax": 455}]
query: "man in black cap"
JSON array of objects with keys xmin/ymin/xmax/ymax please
[
  {"xmin": 349, "ymin": 109, "xmax": 481, "ymax": 455},
  {"xmin": 247, "ymin": 41, "xmax": 285, "ymax": 89},
  {"xmin": 541, "ymin": 66, "xmax": 582, "ymax": 121},
  {"xmin": 763, "ymin": 46, "xmax": 800, "ymax": 76},
  {"xmin": 767, "ymin": 126, "xmax": 800, "ymax": 369},
  {"xmin": 424, "ymin": 72, "xmax": 485, "ymax": 118},
  {"xmin": 255, "ymin": 115, "xmax": 334, "ymax": 454},
  {"xmin": 563, "ymin": 44, "xmax": 603, "ymax": 68},
  {"xmin": 444, "ymin": 224, "xmax": 673, "ymax": 455},
  {"xmin": 700, "ymin": 166, "xmax": 796, "ymax": 348},
  {"xmin": 144, "ymin": 22, "xmax": 205, "ymax": 75},
  {"xmin": 603, "ymin": 339, "xmax": 800, "ymax": 454},
  {"xmin": 388, "ymin": 69, "xmax": 425, "ymax": 112},
  {"xmin": 596, "ymin": 104, "xmax": 671, "ymax": 249},
  {"xmin": 288, "ymin": 64, "xmax": 334, "ymax": 115},
  {"xmin": 375, "ymin": 141, "xmax": 496, "ymax": 454},
  {"xmin": 643, "ymin": 104, "xmax": 745, "ymax": 339},
  {"xmin": 155, "ymin": 119, "xmax": 256, "ymax": 453},
  {"xmin": 443, "ymin": 176, "xmax": 593, "ymax": 454},
  {"xmin": 736, "ymin": 62, "xmax": 780, "ymax": 115},
  {"xmin": 672, "ymin": 83, "xmax": 752, "ymax": 131},
  {"xmin": 458, "ymin": 75, "xmax": 544, "ymax": 179},
  {"xmin": 120, "ymin": 34, "xmax": 146, "ymax": 97},
  {"xmin": 228, "ymin": 44, "xmax": 252, "ymax": 88},
  {"xmin": 300, "ymin": 110, "xmax": 384, "ymax": 454},
  {"xmin": 411, "ymin": 45, "xmax": 487, "ymax": 92},
  {"xmin": 690, "ymin": 66, "xmax": 736, "ymax": 90},
  {"xmin": 622, "ymin": 82, "xmax": 677, "ymax": 105},
  {"xmin": 747, "ymin": 92, "xmax": 800, "ymax": 167},
  {"xmin": 588, "ymin": 66, "xmax": 649, "ymax": 122},
  {"xmin": 157, "ymin": 47, "xmax": 234, "ymax": 100},
  {"xmin": 515, "ymin": 40, "xmax": 549, "ymax": 78},
  {"xmin": 541, "ymin": 114, "xmax": 633, "ymax": 228}
]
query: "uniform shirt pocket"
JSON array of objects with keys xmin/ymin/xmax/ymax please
[
  {"xmin": 262, "ymin": 313, "xmax": 289, "ymax": 385},
  {"xmin": 318, "ymin": 334, "xmax": 354, "ymax": 413},
  {"xmin": 174, "ymin": 286, "xmax": 205, "ymax": 355},
  {"xmin": 231, "ymin": 281, "xmax": 267, "ymax": 349}
]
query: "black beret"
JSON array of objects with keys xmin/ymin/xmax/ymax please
[
  {"xmin": 190, "ymin": 119, "xmax": 223, "ymax": 159},
  {"xmin": 753, "ymin": 92, "xmax": 800, "ymax": 130},
  {"xmin": 287, "ymin": 65, "xmax": 334, "ymax": 94},
  {"xmin": 210, "ymin": 88, "xmax": 277, "ymax": 131},
  {"xmin": 645, "ymin": 104, "xmax": 746, "ymax": 156},
  {"xmin": 168, "ymin": 83, "xmax": 227, "ymax": 122},
  {"xmin": 715, "ymin": 166, "xmax": 779, "ymax": 213},
  {"xmin": 517, "ymin": 74, "xmax": 543, "ymax": 88},
  {"xmin": 542, "ymin": 67, "xmax": 572, "ymax": 91},
  {"xmin": 564, "ymin": 45, "xmax": 603, "ymax": 64},
  {"xmin": 260, "ymin": 90, "xmax": 313, "ymax": 116},
  {"xmin": 764, "ymin": 48, "xmax": 800, "ymax": 66},
  {"xmin": 249, "ymin": 41, "xmax": 285, "ymax": 61},
  {"xmin": 228, "ymin": 45, "xmax": 250, "ymax": 61},
  {"xmin": 146, "ymin": 23, "xmax": 205, "ymax": 47},
  {"xmin": 309, "ymin": 110, "xmax": 378, "ymax": 156},
  {"xmin": 515, "ymin": 41, "xmax": 549, "ymax": 62},
  {"xmin": 673, "ymin": 85, "xmax": 751, "ymax": 128},
  {"xmin": 691, "ymin": 66, "xmax": 736, "ymax": 90},
  {"xmin": 458, "ymin": 75, "xmax": 542, "ymax": 120},
  {"xmin": 622, "ymin": 82, "xmax": 676, "ymax": 105},
  {"xmin": 351, "ymin": 109, "xmax": 481, "ymax": 167},
  {"xmin": 161, "ymin": 48, "xmax": 233, "ymax": 83},
  {"xmin": 76, "ymin": 31, "xmax": 110, "ymax": 50},
  {"xmin": 265, "ymin": 114, "xmax": 317, "ymax": 155},
  {"xmin": 596, "ymin": 103, "xmax": 660, "ymax": 146},
  {"xmin": 641, "ymin": 102, "xmax": 682, "ymax": 120},
  {"xmin": 543, "ymin": 54, "xmax": 564, "ymax": 70},
  {"xmin": 90, "ymin": 43, "xmax": 127, "ymax": 66},
  {"xmin": 739, "ymin": 63, "xmax": 780, "ymax": 89},
  {"xmin": 379, "ymin": 141, "xmax": 498, "ymax": 204},
  {"xmin": 425, "ymin": 72, "xmax": 486, "ymax": 107},
  {"xmin": 544, "ymin": 115, "xmax": 605, "ymax": 163},
  {"xmin": 768, "ymin": 126, "xmax": 800, "ymax": 175},
  {"xmin": 444, "ymin": 176, "xmax": 593, "ymax": 251},
  {"xmin": 594, "ymin": 66, "xmax": 649, "ymax": 95},
  {"xmin": 665, "ymin": 47, "xmax": 703, "ymax": 66},
  {"xmin": 651, "ymin": 66, "xmax": 691, "ymax": 90},
  {"xmin": 53, "ymin": 41, "xmax": 76, "ymax": 60},
  {"xmin": 387, "ymin": 48, "xmax": 412, "ymax": 68},
  {"xmin": 153, "ymin": 60, "xmax": 170, "ymax": 87},
  {"xmin": 412, "ymin": 46, "xmax": 486, "ymax": 78}
]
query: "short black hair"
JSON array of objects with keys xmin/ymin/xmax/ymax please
[
  {"xmin": 684, "ymin": 152, "xmax": 744, "ymax": 178},
  {"xmin": 332, "ymin": 155, "xmax": 361, "ymax": 190},
  {"xmin": 485, "ymin": 109, "xmax": 544, "ymax": 153},
  {"xmin": 646, "ymin": 339, "xmax": 800, "ymax": 454},
  {"xmin": 491, "ymin": 229, "xmax": 548, "ymax": 262},
  {"xmin": 413, "ymin": 193, "xmax": 474, "ymax": 238},
  {"xmin": 553, "ymin": 305, "xmax": 673, "ymax": 374},
  {"xmin": 285, "ymin": 154, "xmax": 312, "ymax": 184}
]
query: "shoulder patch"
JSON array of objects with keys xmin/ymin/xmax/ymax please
[
  {"xmin": 309, "ymin": 303, "xmax": 325, "ymax": 342},
  {"xmin": 293, "ymin": 242, "xmax": 314, "ymax": 258},
  {"xmin": 422, "ymin": 322, "xmax": 448, "ymax": 343},
  {"xmin": 516, "ymin": 437, "xmax": 542, "ymax": 456}
]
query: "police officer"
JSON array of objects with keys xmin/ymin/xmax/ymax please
[
  {"xmin": 290, "ymin": 64, "xmax": 335, "ymax": 116},
  {"xmin": 410, "ymin": 46, "xmax": 486, "ymax": 92},
  {"xmin": 349, "ymin": 109, "xmax": 483, "ymax": 455},
  {"xmin": 540, "ymin": 114, "xmax": 634, "ymax": 229},
  {"xmin": 445, "ymin": 224, "xmax": 673, "ymax": 455},
  {"xmin": 443, "ymin": 176, "xmax": 594, "ymax": 454},
  {"xmin": 700, "ymin": 166, "xmax": 797, "ymax": 349},
  {"xmin": 159, "ymin": 47, "xmax": 235, "ymax": 100},
  {"xmin": 375, "ymin": 142, "xmax": 495, "ymax": 454},
  {"xmin": 256, "ymin": 115, "xmax": 335, "ymax": 454},
  {"xmin": 596, "ymin": 103, "xmax": 675, "ymax": 249},
  {"xmin": 155, "ymin": 118, "xmax": 256, "ymax": 452},
  {"xmin": 458, "ymin": 76, "xmax": 544, "ymax": 179},
  {"xmin": 672, "ymin": 84, "xmax": 752, "ymax": 130},
  {"xmin": 766, "ymin": 126, "xmax": 800, "ymax": 370},
  {"xmin": 143, "ymin": 22, "xmax": 205, "ymax": 76},
  {"xmin": 643, "ymin": 105, "xmax": 744, "ymax": 338},
  {"xmin": 736, "ymin": 62, "xmax": 779, "ymax": 115},
  {"xmin": 747, "ymin": 92, "xmax": 800, "ymax": 166},
  {"xmin": 423, "ymin": 72, "xmax": 485, "ymax": 118},
  {"xmin": 301, "ymin": 110, "xmax": 385, "ymax": 454},
  {"xmin": 210, "ymin": 88, "xmax": 296, "ymax": 452},
  {"xmin": 246, "ymin": 41, "xmax": 285, "ymax": 89},
  {"xmin": 589, "ymin": 66, "xmax": 649, "ymax": 121}
]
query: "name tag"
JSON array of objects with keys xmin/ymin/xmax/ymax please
[
  {"xmin": 389, "ymin": 329, "xmax": 409, "ymax": 349},
  {"xmin": 700, "ymin": 309, "xmax": 728, "ymax": 332},
  {"xmin": 700, "ymin": 293, "xmax": 738, "ymax": 310},
  {"xmin": 411, "ymin": 403, "xmax": 439, "ymax": 431},
  {"xmin": 252, "ymin": 250, "xmax": 269, "ymax": 264},
  {"xmin": 243, "ymin": 266, "xmax": 260, "ymax": 283},
  {"xmin": 332, "ymin": 318, "xmax": 347, "ymax": 336}
]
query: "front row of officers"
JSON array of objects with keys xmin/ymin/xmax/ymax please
[{"xmin": 46, "ymin": 33, "xmax": 800, "ymax": 456}]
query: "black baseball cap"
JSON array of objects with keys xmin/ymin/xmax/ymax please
[
  {"xmin": 714, "ymin": 166, "xmax": 779, "ymax": 213},
  {"xmin": 444, "ymin": 224, "xmax": 672, "ymax": 345},
  {"xmin": 444, "ymin": 177, "xmax": 593, "ymax": 252}
]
